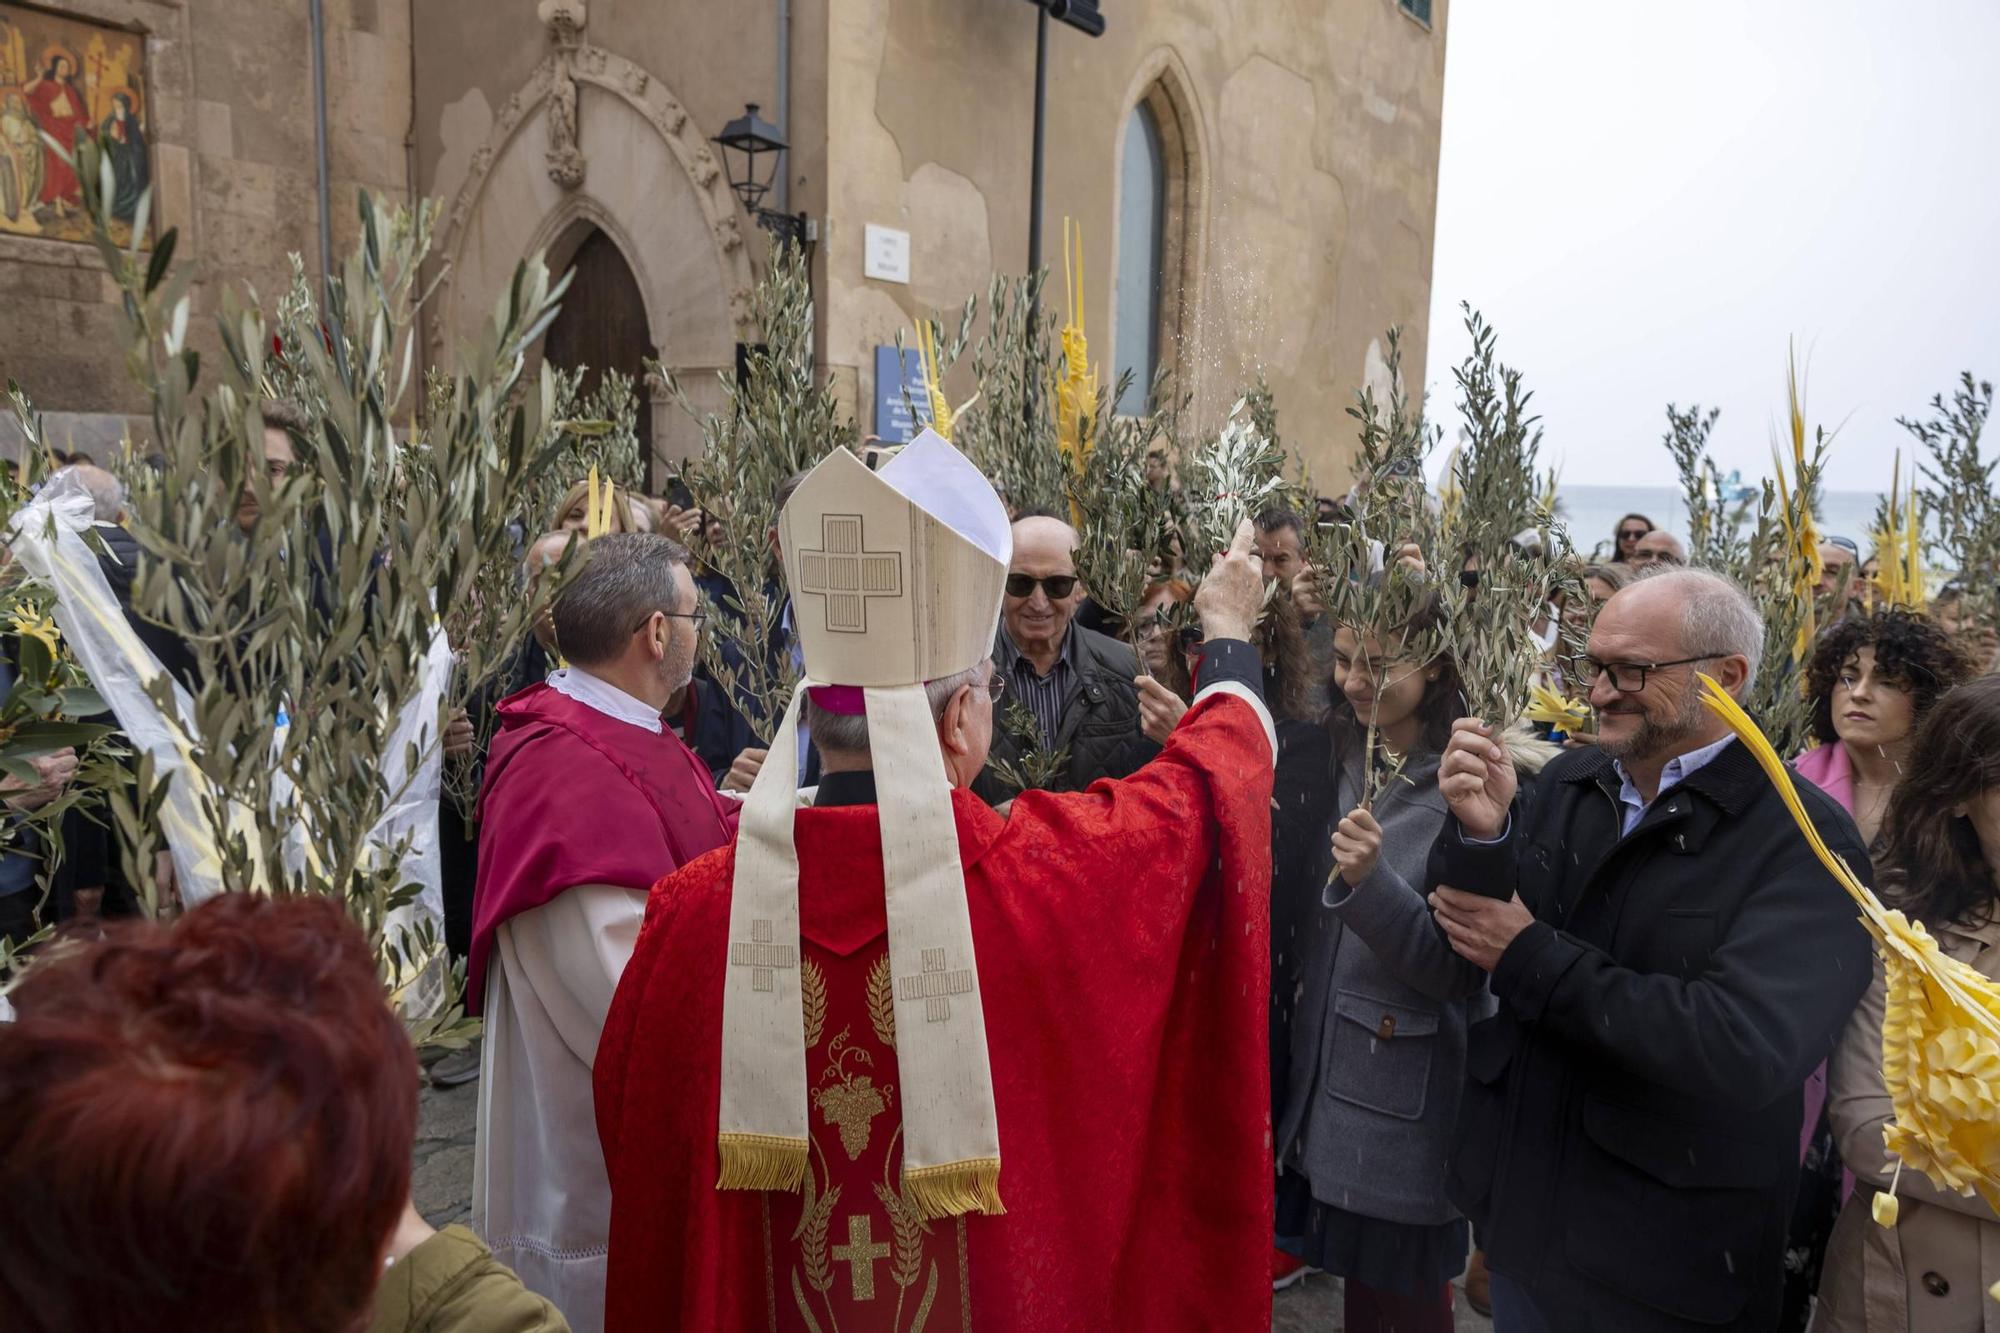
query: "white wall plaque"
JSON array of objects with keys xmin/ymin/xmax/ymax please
[{"xmin": 864, "ymin": 224, "xmax": 912, "ymax": 285}]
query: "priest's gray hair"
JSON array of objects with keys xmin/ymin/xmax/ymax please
[
  {"xmin": 550, "ymin": 532, "xmax": 692, "ymax": 667},
  {"xmin": 1634, "ymin": 564, "xmax": 1765, "ymax": 694},
  {"xmin": 806, "ymin": 661, "xmax": 992, "ymax": 758}
]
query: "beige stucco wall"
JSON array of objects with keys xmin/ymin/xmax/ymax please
[
  {"xmin": 824, "ymin": 0, "xmax": 1449, "ymax": 486},
  {"xmin": 0, "ymin": 0, "xmax": 413, "ymax": 454}
]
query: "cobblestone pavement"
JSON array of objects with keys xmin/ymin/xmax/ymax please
[
  {"xmin": 414, "ymin": 1080, "xmax": 1489, "ymax": 1330},
  {"xmin": 412, "ymin": 1077, "xmax": 478, "ymax": 1228}
]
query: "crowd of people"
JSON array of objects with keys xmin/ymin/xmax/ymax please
[{"xmin": 0, "ymin": 411, "xmax": 1996, "ymax": 1333}]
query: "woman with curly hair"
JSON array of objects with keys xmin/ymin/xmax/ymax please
[
  {"xmin": 1816, "ymin": 675, "xmax": 2000, "ymax": 1331},
  {"xmin": 1779, "ymin": 609, "xmax": 1974, "ymax": 1329},
  {"xmin": 1796, "ymin": 610, "xmax": 1975, "ymax": 846}
]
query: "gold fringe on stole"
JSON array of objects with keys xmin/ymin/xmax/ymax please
[
  {"xmin": 717, "ymin": 1133, "xmax": 809, "ymax": 1193},
  {"xmin": 903, "ymin": 1158, "xmax": 1005, "ymax": 1220}
]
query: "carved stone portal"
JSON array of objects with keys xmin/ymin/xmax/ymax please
[{"xmin": 541, "ymin": 0, "xmax": 587, "ymax": 190}]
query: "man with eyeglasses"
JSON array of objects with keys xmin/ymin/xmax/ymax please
[
  {"xmin": 976, "ymin": 514, "xmax": 1158, "ymax": 799},
  {"xmin": 1411, "ymin": 568, "xmax": 1872, "ymax": 1333},
  {"xmin": 469, "ymin": 531, "xmax": 738, "ymax": 1328}
]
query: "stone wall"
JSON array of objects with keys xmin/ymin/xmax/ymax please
[
  {"xmin": 825, "ymin": 0, "xmax": 1449, "ymax": 485},
  {"xmin": 0, "ymin": 0, "xmax": 412, "ymax": 456}
]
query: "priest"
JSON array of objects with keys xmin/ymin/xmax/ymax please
[
  {"xmin": 471, "ymin": 531, "xmax": 737, "ymax": 1332},
  {"xmin": 595, "ymin": 431, "xmax": 1278, "ymax": 1331}
]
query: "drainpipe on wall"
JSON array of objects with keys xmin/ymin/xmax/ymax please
[
  {"xmin": 403, "ymin": 0, "xmax": 424, "ymax": 414},
  {"xmin": 308, "ymin": 0, "xmax": 334, "ymax": 300},
  {"xmin": 775, "ymin": 0, "xmax": 791, "ymax": 214}
]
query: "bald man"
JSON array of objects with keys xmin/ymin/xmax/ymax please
[{"xmin": 975, "ymin": 515, "xmax": 1159, "ymax": 801}]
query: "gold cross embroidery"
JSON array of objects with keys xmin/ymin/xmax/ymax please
[
  {"xmin": 797, "ymin": 514, "xmax": 903, "ymax": 633},
  {"xmin": 729, "ymin": 918, "xmax": 796, "ymax": 993},
  {"xmin": 832, "ymin": 1213, "xmax": 891, "ymax": 1301},
  {"xmin": 896, "ymin": 946, "xmax": 974, "ymax": 1023}
]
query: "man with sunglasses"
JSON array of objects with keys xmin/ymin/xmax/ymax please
[
  {"xmin": 976, "ymin": 515, "xmax": 1158, "ymax": 800},
  {"xmin": 469, "ymin": 531, "xmax": 739, "ymax": 1328},
  {"xmin": 1413, "ymin": 568, "xmax": 1872, "ymax": 1333}
]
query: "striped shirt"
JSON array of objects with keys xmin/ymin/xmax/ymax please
[{"xmin": 1006, "ymin": 626, "xmax": 1077, "ymax": 744}]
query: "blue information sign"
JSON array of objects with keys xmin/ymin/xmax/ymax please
[{"xmin": 872, "ymin": 344, "xmax": 931, "ymax": 444}]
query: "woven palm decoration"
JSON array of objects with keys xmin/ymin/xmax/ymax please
[
  {"xmin": 1054, "ymin": 217, "xmax": 1098, "ymax": 529},
  {"xmin": 1699, "ymin": 674, "xmax": 2000, "ymax": 1226}
]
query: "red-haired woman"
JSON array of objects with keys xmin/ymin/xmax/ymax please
[{"xmin": 0, "ymin": 894, "xmax": 567, "ymax": 1333}]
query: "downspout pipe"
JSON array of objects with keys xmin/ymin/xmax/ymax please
[
  {"xmin": 309, "ymin": 0, "xmax": 334, "ymax": 300},
  {"xmin": 775, "ymin": 0, "xmax": 791, "ymax": 214}
]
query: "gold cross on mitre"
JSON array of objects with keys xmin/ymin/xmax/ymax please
[{"xmin": 796, "ymin": 513, "xmax": 904, "ymax": 634}]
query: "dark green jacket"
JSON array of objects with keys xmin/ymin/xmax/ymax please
[{"xmin": 369, "ymin": 1226, "xmax": 570, "ymax": 1333}]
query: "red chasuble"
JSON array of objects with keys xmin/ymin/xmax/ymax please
[
  {"xmin": 596, "ymin": 692, "xmax": 1274, "ymax": 1332},
  {"xmin": 468, "ymin": 682, "xmax": 738, "ymax": 1010}
]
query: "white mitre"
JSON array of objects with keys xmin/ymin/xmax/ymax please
[{"xmin": 717, "ymin": 429, "xmax": 1011, "ymax": 1219}]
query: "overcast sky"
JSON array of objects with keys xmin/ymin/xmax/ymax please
[{"xmin": 1422, "ymin": 1, "xmax": 2000, "ymax": 494}]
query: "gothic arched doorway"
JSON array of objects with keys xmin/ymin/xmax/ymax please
[{"xmin": 542, "ymin": 226, "xmax": 656, "ymax": 486}]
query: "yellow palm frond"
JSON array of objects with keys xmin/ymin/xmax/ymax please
[
  {"xmin": 1523, "ymin": 682, "xmax": 1589, "ymax": 732},
  {"xmin": 1870, "ymin": 452, "xmax": 1927, "ymax": 612},
  {"xmin": 1700, "ymin": 674, "xmax": 2000, "ymax": 1221},
  {"xmin": 5, "ymin": 603, "xmax": 61, "ymax": 663},
  {"xmin": 584, "ymin": 465, "xmax": 618, "ymax": 540}
]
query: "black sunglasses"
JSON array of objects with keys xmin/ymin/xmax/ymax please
[
  {"xmin": 1005, "ymin": 573, "xmax": 1078, "ymax": 600},
  {"xmin": 1618, "ymin": 527, "xmax": 1650, "ymax": 541}
]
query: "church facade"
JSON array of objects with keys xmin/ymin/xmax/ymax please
[{"xmin": 0, "ymin": 0, "xmax": 1448, "ymax": 483}]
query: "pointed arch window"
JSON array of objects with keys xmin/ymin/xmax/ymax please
[
  {"xmin": 1113, "ymin": 79, "xmax": 1198, "ymax": 416},
  {"xmin": 1114, "ymin": 103, "xmax": 1165, "ymax": 415}
]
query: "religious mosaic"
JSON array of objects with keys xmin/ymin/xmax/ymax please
[{"xmin": 0, "ymin": 2, "xmax": 149, "ymax": 245}]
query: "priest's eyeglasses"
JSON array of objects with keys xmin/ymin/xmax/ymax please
[
  {"xmin": 983, "ymin": 673, "xmax": 1009, "ymax": 702},
  {"xmin": 1567, "ymin": 652, "xmax": 1725, "ymax": 693},
  {"xmin": 637, "ymin": 609, "xmax": 709, "ymax": 632}
]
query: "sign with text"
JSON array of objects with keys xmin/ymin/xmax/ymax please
[
  {"xmin": 863, "ymin": 224, "xmax": 911, "ymax": 284},
  {"xmin": 873, "ymin": 345, "xmax": 930, "ymax": 444}
]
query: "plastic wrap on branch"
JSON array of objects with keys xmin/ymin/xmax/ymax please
[
  {"xmin": 5, "ymin": 477, "xmax": 241, "ymax": 905},
  {"xmin": 1702, "ymin": 675, "xmax": 2000, "ymax": 1220},
  {"xmin": 51, "ymin": 134, "xmax": 576, "ymax": 1044}
]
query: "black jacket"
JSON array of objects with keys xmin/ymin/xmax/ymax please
[
  {"xmin": 1425, "ymin": 739, "xmax": 1873, "ymax": 1333},
  {"xmin": 974, "ymin": 623, "xmax": 1159, "ymax": 802}
]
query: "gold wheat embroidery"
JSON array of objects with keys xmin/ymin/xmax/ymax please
[
  {"xmin": 910, "ymin": 1259, "xmax": 940, "ymax": 1333},
  {"xmin": 866, "ymin": 953, "xmax": 896, "ymax": 1048},
  {"xmin": 801, "ymin": 1181, "xmax": 840, "ymax": 1295},
  {"xmin": 802, "ymin": 956, "xmax": 828, "ymax": 1050},
  {"xmin": 873, "ymin": 1181, "xmax": 930, "ymax": 1291}
]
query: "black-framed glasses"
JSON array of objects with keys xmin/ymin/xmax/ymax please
[
  {"xmin": 1568, "ymin": 652, "xmax": 1727, "ymax": 693},
  {"xmin": 1617, "ymin": 527, "xmax": 1650, "ymax": 542},
  {"xmin": 632, "ymin": 609, "xmax": 710, "ymax": 633},
  {"xmin": 1005, "ymin": 573, "xmax": 1078, "ymax": 600}
]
